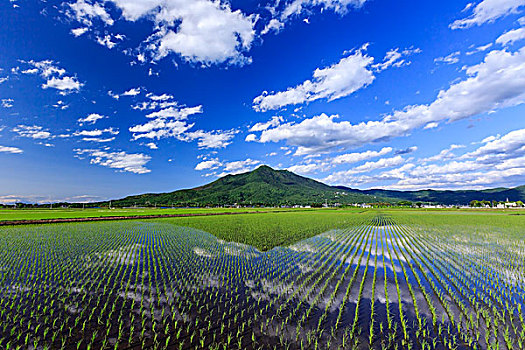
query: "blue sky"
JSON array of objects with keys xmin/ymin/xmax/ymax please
[{"xmin": 1, "ymin": 0, "xmax": 525, "ymax": 203}]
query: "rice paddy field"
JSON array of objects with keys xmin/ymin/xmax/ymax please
[{"xmin": 0, "ymin": 209, "xmax": 524, "ymax": 349}]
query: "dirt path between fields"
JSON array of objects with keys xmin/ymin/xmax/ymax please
[{"xmin": 0, "ymin": 210, "xmax": 273, "ymax": 226}]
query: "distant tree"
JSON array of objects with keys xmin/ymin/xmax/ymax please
[{"xmin": 470, "ymin": 200, "xmax": 482, "ymax": 207}]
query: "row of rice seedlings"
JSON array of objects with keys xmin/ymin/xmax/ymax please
[
  {"xmin": 394, "ymin": 222, "xmax": 485, "ymax": 348},
  {"xmin": 395, "ymin": 220, "xmax": 508, "ymax": 349},
  {"xmin": 276, "ymin": 225, "xmax": 369, "ymax": 348}
]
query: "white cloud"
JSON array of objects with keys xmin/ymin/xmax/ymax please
[
  {"xmin": 324, "ymin": 155, "xmax": 405, "ymax": 183},
  {"xmin": 23, "ymin": 60, "xmax": 83, "ymax": 94},
  {"xmin": 13, "ymin": 125, "xmax": 53, "ymax": 139},
  {"xmin": 144, "ymin": 142, "xmax": 158, "ymax": 150},
  {"xmin": 255, "ymin": 46, "xmax": 525, "ymax": 154},
  {"xmin": 245, "ymin": 134, "xmax": 257, "ymax": 142},
  {"xmin": 253, "ymin": 44, "xmax": 374, "ymax": 111},
  {"xmin": 1, "ymin": 99, "xmax": 14, "ymax": 108},
  {"xmin": 75, "ymin": 148, "xmax": 151, "ymax": 174},
  {"xmin": 0, "ymin": 145, "xmax": 23, "ymax": 154},
  {"xmin": 78, "ymin": 113, "xmax": 106, "ymax": 125},
  {"xmin": 496, "ymin": 27, "xmax": 525, "ymax": 46},
  {"xmin": 336, "ymin": 129, "xmax": 525, "ymax": 190},
  {"xmin": 81, "ymin": 137, "xmax": 115, "ymax": 143},
  {"xmin": 130, "ymin": 119, "xmax": 194, "ymax": 140},
  {"xmin": 395, "ymin": 146, "xmax": 418, "ymax": 155},
  {"xmin": 462, "ymin": 128, "xmax": 525, "ymax": 160},
  {"xmin": 249, "ymin": 116, "xmax": 284, "ymax": 132},
  {"xmin": 466, "ymin": 43, "xmax": 494, "ymax": 55},
  {"xmin": 67, "ymin": 0, "xmax": 114, "ymax": 27},
  {"xmin": 52, "ymin": 100, "xmax": 69, "ymax": 110},
  {"xmin": 146, "ymin": 106, "xmax": 202, "ymax": 119},
  {"xmin": 372, "ymin": 47, "xmax": 421, "ymax": 71},
  {"xmin": 96, "ymin": 34, "xmax": 123, "ymax": 49},
  {"xmin": 423, "ymin": 144, "xmax": 465, "ymax": 162},
  {"xmin": 122, "ymin": 87, "xmax": 141, "ymax": 97},
  {"xmin": 146, "ymin": 93, "xmax": 173, "ymax": 101},
  {"xmin": 218, "ymin": 158, "xmax": 260, "ymax": 176},
  {"xmin": 185, "ymin": 129, "xmax": 238, "ymax": 149},
  {"xmin": 71, "ymin": 27, "xmax": 89, "ymax": 37},
  {"xmin": 129, "ymin": 105, "xmax": 202, "ymax": 140},
  {"xmin": 104, "ymin": 0, "xmax": 256, "ymax": 66},
  {"xmin": 450, "ymin": 0, "xmax": 525, "ymax": 29},
  {"xmin": 434, "ymin": 51, "xmax": 461, "ymax": 65},
  {"xmin": 332, "ymin": 147, "xmax": 392, "ymax": 165},
  {"xmin": 74, "ymin": 127, "xmax": 119, "ymax": 137},
  {"xmin": 287, "ymin": 162, "xmax": 326, "ymax": 174},
  {"xmin": 424, "ymin": 122, "xmax": 439, "ymax": 129},
  {"xmin": 278, "ymin": 0, "xmax": 367, "ymax": 22},
  {"xmin": 195, "ymin": 158, "xmax": 222, "ymax": 170},
  {"xmin": 42, "ymin": 76, "xmax": 82, "ymax": 93}
]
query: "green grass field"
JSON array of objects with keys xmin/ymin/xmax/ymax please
[{"xmin": 0, "ymin": 206, "xmax": 284, "ymax": 221}]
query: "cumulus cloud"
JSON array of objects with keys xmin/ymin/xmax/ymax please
[
  {"xmin": 249, "ymin": 116, "xmax": 284, "ymax": 132},
  {"xmin": 450, "ymin": 0, "xmax": 525, "ymax": 29},
  {"xmin": 144, "ymin": 142, "xmax": 158, "ymax": 150},
  {"xmin": 71, "ymin": 27, "xmax": 89, "ymax": 37},
  {"xmin": 263, "ymin": 0, "xmax": 368, "ymax": 34},
  {"xmin": 78, "ymin": 113, "xmax": 106, "ymax": 125},
  {"xmin": 42, "ymin": 76, "xmax": 82, "ymax": 93},
  {"xmin": 332, "ymin": 129, "xmax": 525, "ymax": 190},
  {"xmin": 195, "ymin": 158, "xmax": 222, "ymax": 170},
  {"xmin": 218, "ymin": 158, "xmax": 260, "ymax": 176},
  {"xmin": 96, "ymin": 34, "xmax": 123, "ymax": 49},
  {"xmin": 129, "ymin": 105, "xmax": 202, "ymax": 140},
  {"xmin": 23, "ymin": 60, "xmax": 82, "ymax": 94},
  {"xmin": 395, "ymin": 146, "xmax": 418, "ymax": 155},
  {"xmin": 75, "ymin": 148, "xmax": 151, "ymax": 174},
  {"xmin": 461, "ymin": 128, "xmax": 525, "ymax": 160},
  {"xmin": 245, "ymin": 134, "xmax": 257, "ymax": 142},
  {"xmin": 496, "ymin": 27, "xmax": 525, "ymax": 46},
  {"xmin": 287, "ymin": 162, "xmax": 326, "ymax": 174},
  {"xmin": 0, "ymin": 145, "xmax": 23, "ymax": 154},
  {"xmin": 101, "ymin": 0, "xmax": 256, "ymax": 66},
  {"xmin": 253, "ymin": 44, "xmax": 419, "ymax": 112},
  {"xmin": 73, "ymin": 127, "xmax": 119, "ymax": 137},
  {"xmin": 121, "ymin": 87, "xmax": 141, "ymax": 97},
  {"xmin": 185, "ymin": 130, "xmax": 238, "ymax": 149},
  {"xmin": 434, "ymin": 51, "xmax": 461, "ymax": 65},
  {"xmin": 324, "ymin": 155, "xmax": 405, "ymax": 183},
  {"xmin": 372, "ymin": 47, "xmax": 421, "ymax": 71},
  {"xmin": 332, "ymin": 147, "xmax": 392, "ymax": 164},
  {"xmin": 1, "ymin": 99, "xmax": 14, "ymax": 108},
  {"xmin": 254, "ymin": 46, "xmax": 525, "ymax": 155},
  {"xmin": 66, "ymin": 0, "xmax": 114, "ymax": 27},
  {"xmin": 253, "ymin": 44, "xmax": 374, "ymax": 111},
  {"xmin": 422, "ymin": 144, "xmax": 465, "ymax": 162},
  {"xmin": 13, "ymin": 125, "xmax": 53, "ymax": 139}
]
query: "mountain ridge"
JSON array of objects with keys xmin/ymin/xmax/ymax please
[{"xmin": 100, "ymin": 165, "xmax": 525, "ymax": 207}]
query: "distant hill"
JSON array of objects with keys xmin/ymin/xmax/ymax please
[
  {"xmin": 105, "ymin": 165, "xmax": 390, "ymax": 207},
  {"xmin": 339, "ymin": 186, "xmax": 525, "ymax": 205},
  {"xmin": 100, "ymin": 165, "xmax": 525, "ymax": 207}
]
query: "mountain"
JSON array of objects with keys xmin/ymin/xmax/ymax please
[
  {"xmin": 100, "ymin": 165, "xmax": 525, "ymax": 207},
  {"xmin": 335, "ymin": 185, "xmax": 525, "ymax": 205},
  {"xmin": 105, "ymin": 165, "xmax": 391, "ymax": 207}
]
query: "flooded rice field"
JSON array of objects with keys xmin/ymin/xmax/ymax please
[{"xmin": 0, "ymin": 215, "xmax": 524, "ymax": 349}]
